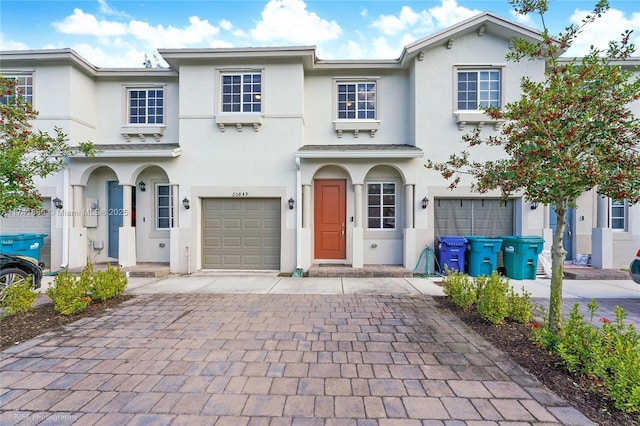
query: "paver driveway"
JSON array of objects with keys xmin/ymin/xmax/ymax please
[{"xmin": 1, "ymin": 293, "xmax": 593, "ymax": 425}]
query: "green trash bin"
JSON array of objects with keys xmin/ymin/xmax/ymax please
[
  {"xmin": 465, "ymin": 236, "xmax": 503, "ymax": 277},
  {"xmin": 500, "ymin": 236, "xmax": 544, "ymax": 280}
]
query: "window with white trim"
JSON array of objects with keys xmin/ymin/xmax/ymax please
[
  {"xmin": 156, "ymin": 184, "xmax": 174, "ymax": 229},
  {"xmin": 610, "ymin": 200, "xmax": 627, "ymax": 230},
  {"xmin": 128, "ymin": 88, "xmax": 164, "ymax": 124},
  {"xmin": 1, "ymin": 74, "xmax": 33, "ymax": 105},
  {"xmin": 457, "ymin": 69, "xmax": 500, "ymax": 110},
  {"xmin": 337, "ymin": 81, "xmax": 376, "ymax": 120},
  {"xmin": 221, "ymin": 73, "xmax": 262, "ymax": 113},
  {"xmin": 367, "ymin": 183, "xmax": 396, "ymax": 229}
]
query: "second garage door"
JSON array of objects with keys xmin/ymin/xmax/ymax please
[
  {"xmin": 202, "ymin": 198, "xmax": 281, "ymax": 270},
  {"xmin": 434, "ymin": 198, "xmax": 514, "ymax": 239}
]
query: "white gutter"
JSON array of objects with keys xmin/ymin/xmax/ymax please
[
  {"xmin": 296, "ymin": 157, "xmax": 302, "ymax": 271},
  {"xmin": 60, "ymin": 160, "xmax": 70, "ymax": 268}
]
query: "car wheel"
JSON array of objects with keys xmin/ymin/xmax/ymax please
[{"xmin": 0, "ymin": 268, "xmax": 29, "ymax": 301}]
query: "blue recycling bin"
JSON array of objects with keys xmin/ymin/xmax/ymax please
[
  {"xmin": 0, "ymin": 234, "xmax": 47, "ymax": 262},
  {"xmin": 501, "ymin": 236, "xmax": 544, "ymax": 280},
  {"xmin": 465, "ymin": 236, "xmax": 503, "ymax": 277},
  {"xmin": 437, "ymin": 236, "xmax": 468, "ymax": 274}
]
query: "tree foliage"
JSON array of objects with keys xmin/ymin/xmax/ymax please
[
  {"xmin": 427, "ymin": 0, "xmax": 640, "ymax": 334},
  {"xmin": 0, "ymin": 75, "xmax": 96, "ymax": 216}
]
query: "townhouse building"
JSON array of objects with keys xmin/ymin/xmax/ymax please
[{"xmin": 1, "ymin": 12, "xmax": 638, "ymax": 275}]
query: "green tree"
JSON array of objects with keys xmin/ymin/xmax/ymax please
[
  {"xmin": 427, "ymin": 0, "xmax": 640, "ymax": 335},
  {"xmin": 0, "ymin": 75, "xmax": 96, "ymax": 216}
]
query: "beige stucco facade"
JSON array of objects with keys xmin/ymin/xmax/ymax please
[{"xmin": 2, "ymin": 12, "xmax": 638, "ymax": 274}]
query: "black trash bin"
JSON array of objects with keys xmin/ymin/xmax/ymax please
[{"xmin": 437, "ymin": 236, "xmax": 468, "ymax": 274}]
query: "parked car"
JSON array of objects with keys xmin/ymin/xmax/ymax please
[
  {"xmin": 0, "ymin": 254, "xmax": 43, "ymax": 301},
  {"xmin": 631, "ymin": 248, "xmax": 640, "ymax": 285}
]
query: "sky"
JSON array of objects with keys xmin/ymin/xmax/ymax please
[{"xmin": 1, "ymin": 0, "xmax": 639, "ymax": 68}]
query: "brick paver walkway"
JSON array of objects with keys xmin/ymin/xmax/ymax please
[{"xmin": 1, "ymin": 294, "xmax": 593, "ymax": 425}]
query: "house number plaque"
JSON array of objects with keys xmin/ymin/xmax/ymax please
[{"xmin": 232, "ymin": 192, "xmax": 249, "ymax": 197}]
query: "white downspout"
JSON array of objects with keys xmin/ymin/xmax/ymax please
[
  {"xmin": 61, "ymin": 160, "xmax": 70, "ymax": 268},
  {"xmin": 296, "ymin": 157, "xmax": 302, "ymax": 271}
]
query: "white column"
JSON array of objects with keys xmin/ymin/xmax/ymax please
[
  {"xmin": 118, "ymin": 184, "xmax": 136, "ymax": 267},
  {"xmin": 354, "ymin": 184, "xmax": 363, "ymax": 228},
  {"xmin": 597, "ymin": 195, "xmax": 608, "ymax": 228},
  {"xmin": 302, "ymin": 185, "xmax": 311, "ymax": 228},
  {"xmin": 405, "ymin": 184, "xmax": 414, "ymax": 229},
  {"xmin": 72, "ymin": 185, "xmax": 84, "ymax": 228}
]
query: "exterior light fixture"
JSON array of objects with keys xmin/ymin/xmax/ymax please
[
  {"xmin": 288, "ymin": 197, "xmax": 295, "ymax": 210},
  {"xmin": 138, "ymin": 181, "xmax": 146, "ymax": 192},
  {"xmin": 53, "ymin": 197, "xmax": 63, "ymax": 209},
  {"xmin": 421, "ymin": 197, "xmax": 429, "ymax": 209},
  {"xmin": 530, "ymin": 201, "xmax": 538, "ymax": 210},
  {"xmin": 183, "ymin": 197, "xmax": 190, "ymax": 209}
]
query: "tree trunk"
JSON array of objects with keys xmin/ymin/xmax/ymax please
[{"xmin": 549, "ymin": 202, "xmax": 568, "ymax": 335}]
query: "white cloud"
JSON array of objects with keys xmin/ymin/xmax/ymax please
[
  {"xmin": 98, "ymin": 0, "xmax": 131, "ymax": 19},
  {"xmin": 251, "ymin": 0, "xmax": 341, "ymax": 44},
  {"xmin": 428, "ymin": 0, "xmax": 481, "ymax": 28},
  {"xmin": 563, "ymin": 7, "xmax": 640, "ymax": 56},
  {"xmin": 52, "ymin": 8, "xmax": 127, "ymax": 36},
  {"xmin": 372, "ymin": 6, "xmax": 433, "ymax": 36},
  {"xmin": 0, "ymin": 33, "xmax": 30, "ymax": 51},
  {"xmin": 128, "ymin": 16, "xmax": 220, "ymax": 48},
  {"xmin": 509, "ymin": 10, "xmax": 536, "ymax": 28}
]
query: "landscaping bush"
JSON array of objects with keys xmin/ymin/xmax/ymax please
[
  {"xmin": 477, "ymin": 271, "xmax": 509, "ymax": 324},
  {"xmin": 46, "ymin": 270, "xmax": 92, "ymax": 315},
  {"xmin": 508, "ymin": 286, "xmax": 533, "ymax": 324},
  {"xmin": 91, "ymin": 263, "xmax": 128, "ymax": 301},
  {"xmin": 0, "ymin": 277, "xmax": 36, "ymax": 316},
  {"xmin": 531, "ymin": 301, "xmax": 640, "ymax": 414},
  {"xmin": 441, "ymin": 268, "xmax": 477, "ymax": 308}
]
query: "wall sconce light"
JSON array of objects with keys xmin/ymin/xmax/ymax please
[
  {"xmin": 138, "ymin": 181, "xmax": 146, "ymax": 192},
  {"xmin": 288, "ymin": 197, "xmax": 295, "ymax": 210},
  {"xmin": 183, "ymin": 197, "xmax": 190, "ymax": 209},
  {"xmin": 421, "ymin": 197, "xmax": 429, "ymax": 209},
  {"xmin": 52, "ymin": 197, "xmax": 63, "ymax": 209},
  {"xmin": 530, "ymin": 201, "xmax": 538, "ymax": 210}
]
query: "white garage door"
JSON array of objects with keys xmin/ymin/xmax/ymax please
[
  {"xmin": 202, "ymin": 198, "xmax": 281, "ymax": 270},
  {"xmin": 0, "ymin": 199, "xmax": 52, "ymax": 269},
  {"xmin": 434, "ymin": 198, "xmax": 514, "ymax": 239}
]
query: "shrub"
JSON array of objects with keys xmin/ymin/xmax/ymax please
[
  {"xmin": 600, "ymin": 306, "xmax": 640, "ymax": 413},
  {"xmin": 508, "ymin": 286, "xmax": 533, "ymax": 323},
  {"xmin": 477, "ymin": 271, "xmax": 509, "ymax": 324},
  {"xmin": 441, "ymin": 268, "xmax": 477, "ymax": 308},
  {"xmin": 555, "ymin": 301, "xmax": 605, "ymax": 376},
  {"xmin": 46, "ymin": 271, "xmax": 92, "ymax": 315},
  {"xmin": 532, "ymin": 301, "xmax": 640, "ymax": 413},
  {"xmin": 91, "ymin": 263, "xmax": 128, "ymax": 301},
  {"xmin": 1, "ymin": 277, "xmax": 36, "ymax": 315}
]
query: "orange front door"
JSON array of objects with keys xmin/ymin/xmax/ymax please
[{"xmin": 314, "ymin": 179, "xmax": 346, "ymax": 259}]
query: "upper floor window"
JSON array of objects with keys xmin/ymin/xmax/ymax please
[
  {"xmin": 337, "ymin": 82, "xmax": 376, "ymax": 120},
  {"xmin": 457, "ymin": 69, "xmax": 500, "ymax": 111},
  {"xmin": 128, "ymin": 88, "xmax": 164, "ymax": 124},
  {"xmin": 221, "ymin": 73, "xmax": 262, "ymax": 113},
  {"xmin": 156, "ymin": 184, "xmax": 174, "ymax": 229},
  {"xmin": 367, "ymin": 183, "xmax": 395, "ymax": 229},
  {"xmin": 610, "ymin": 199, "xmax": 627, "ymax": 230},
  {"xmin": 1, "ymin": 74, "xmax": 33, "ymax": 105}
]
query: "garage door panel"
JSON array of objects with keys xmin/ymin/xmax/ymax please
[
  {"xmin": 435, "ymin": 198, "xmax": 513, "ymax": 240},
  {"xmin": 202, "ymin": 198, "xmax": 281, "ymax": 270}
]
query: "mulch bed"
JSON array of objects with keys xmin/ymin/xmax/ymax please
[{"xmin": 0, "ymin": 295, "xmax": 134, "ymax": 350}]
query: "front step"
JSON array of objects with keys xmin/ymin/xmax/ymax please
[{"xmin": 307, "ymin": 264, "xmax": 413, "ymax": 278}]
